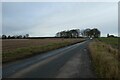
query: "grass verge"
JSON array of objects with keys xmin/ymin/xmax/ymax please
[
  {"xmin": 89, "ymin": 40, "xmax": 119, "ymax": 78},
  {"xmin": 3, "ymin": 40, "xmax": 85, "ymax": 63}
]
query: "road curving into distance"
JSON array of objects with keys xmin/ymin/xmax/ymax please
[{"xmin": 2, "ymin": 40, "xmax": 96, "ymax": 78}]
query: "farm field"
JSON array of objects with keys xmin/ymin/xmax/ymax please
[
  {"xmin": 98, "ymin": 37, "xmax": 118, "ymax": 49},
  {"xmin": 2, "ymin": 38, "xmax": 85, "ymax": 63}
]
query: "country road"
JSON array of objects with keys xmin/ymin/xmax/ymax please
[{"xmin": 2, "ymin": 40, "xmax": 96, "ymax": 78}]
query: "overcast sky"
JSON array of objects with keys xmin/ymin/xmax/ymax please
[{"xmin": 2, "ymin": 2, "xmax": 118, "ymax": 37}]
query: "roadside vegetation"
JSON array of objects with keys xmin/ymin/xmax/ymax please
[
  {"xmin": 3, "ymin": 38, "xmax": 85, "ymax": 63},
  {"xmin": 89, "ymin": 38, "xmax": 119, "ymax": 78}
]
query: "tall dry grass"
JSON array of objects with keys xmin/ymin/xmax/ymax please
[{"xmin": 89, "ymin": 40, "xmax": 119, "ymax": 78}]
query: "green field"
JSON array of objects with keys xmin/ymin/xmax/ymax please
[{"xmin": 98, "ymin": 37, "xmax": 118, "ymax": 49}]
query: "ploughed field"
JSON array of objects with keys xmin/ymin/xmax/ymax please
[
  {"xmin": 2, "ymin": 38, "xmax": 85, "ymax": 63},
  {"xmin": 3, "ymin": 38, "xmax": 84, "ymax": 52}
]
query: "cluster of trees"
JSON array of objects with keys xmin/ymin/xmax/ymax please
[
  {"xmin": 56, "ymin": 28, "xmax": 101, "ymax": 38},
  {"xmin": 81, "ymin": 28, "xmax": 101, "ymax": 38},
  {"xmin": 56, "ymin": 29, "xmax": 80, "ymax": 38},
  {"xmin": 1, "ymin": 34, "xmax": 29, "ymax": 39}
]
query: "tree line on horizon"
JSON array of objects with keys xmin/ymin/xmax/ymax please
[
  {"xmin": 55, "ymin": 28, "xmax": 101, "ymax": 38},
  {"xmin": 1, "ymin": 34, "xmax": 29, "ymax": 39},
  {"xmin": 1, "ymin": 28, "xmax": 101, "ymax": 39}
]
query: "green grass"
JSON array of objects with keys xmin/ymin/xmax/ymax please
[
  {"xmin": 98, "ymin": 37, "xmax": 118, "ymax": 49},
  {"xmin": 89, "ymin": 40, "xmax": 119, "ymax": 78},
  {"xmin": 98, "ymin": 37, "xmax": 120, "ymax": 59},
  {"xmin": 3, "ymin": 40, "xmax": 84, "ymax": 63}
]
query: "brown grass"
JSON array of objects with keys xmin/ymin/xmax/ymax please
[{"xmin": 89, "ymin": 40, "xmax": 119, "ymax": 78}]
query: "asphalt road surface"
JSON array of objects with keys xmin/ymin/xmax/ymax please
[{"xmin": 2, "ymin": 40, "xmax": 96, "ymax": 78}]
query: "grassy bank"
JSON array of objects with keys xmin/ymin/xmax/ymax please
[
  {"xmin": 3, "ymin": 39, "xmax": 85, "ymax": 63},
  {"xmin": 89, "ymin": 40, "xmax": 119, "ymax": 78}
]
